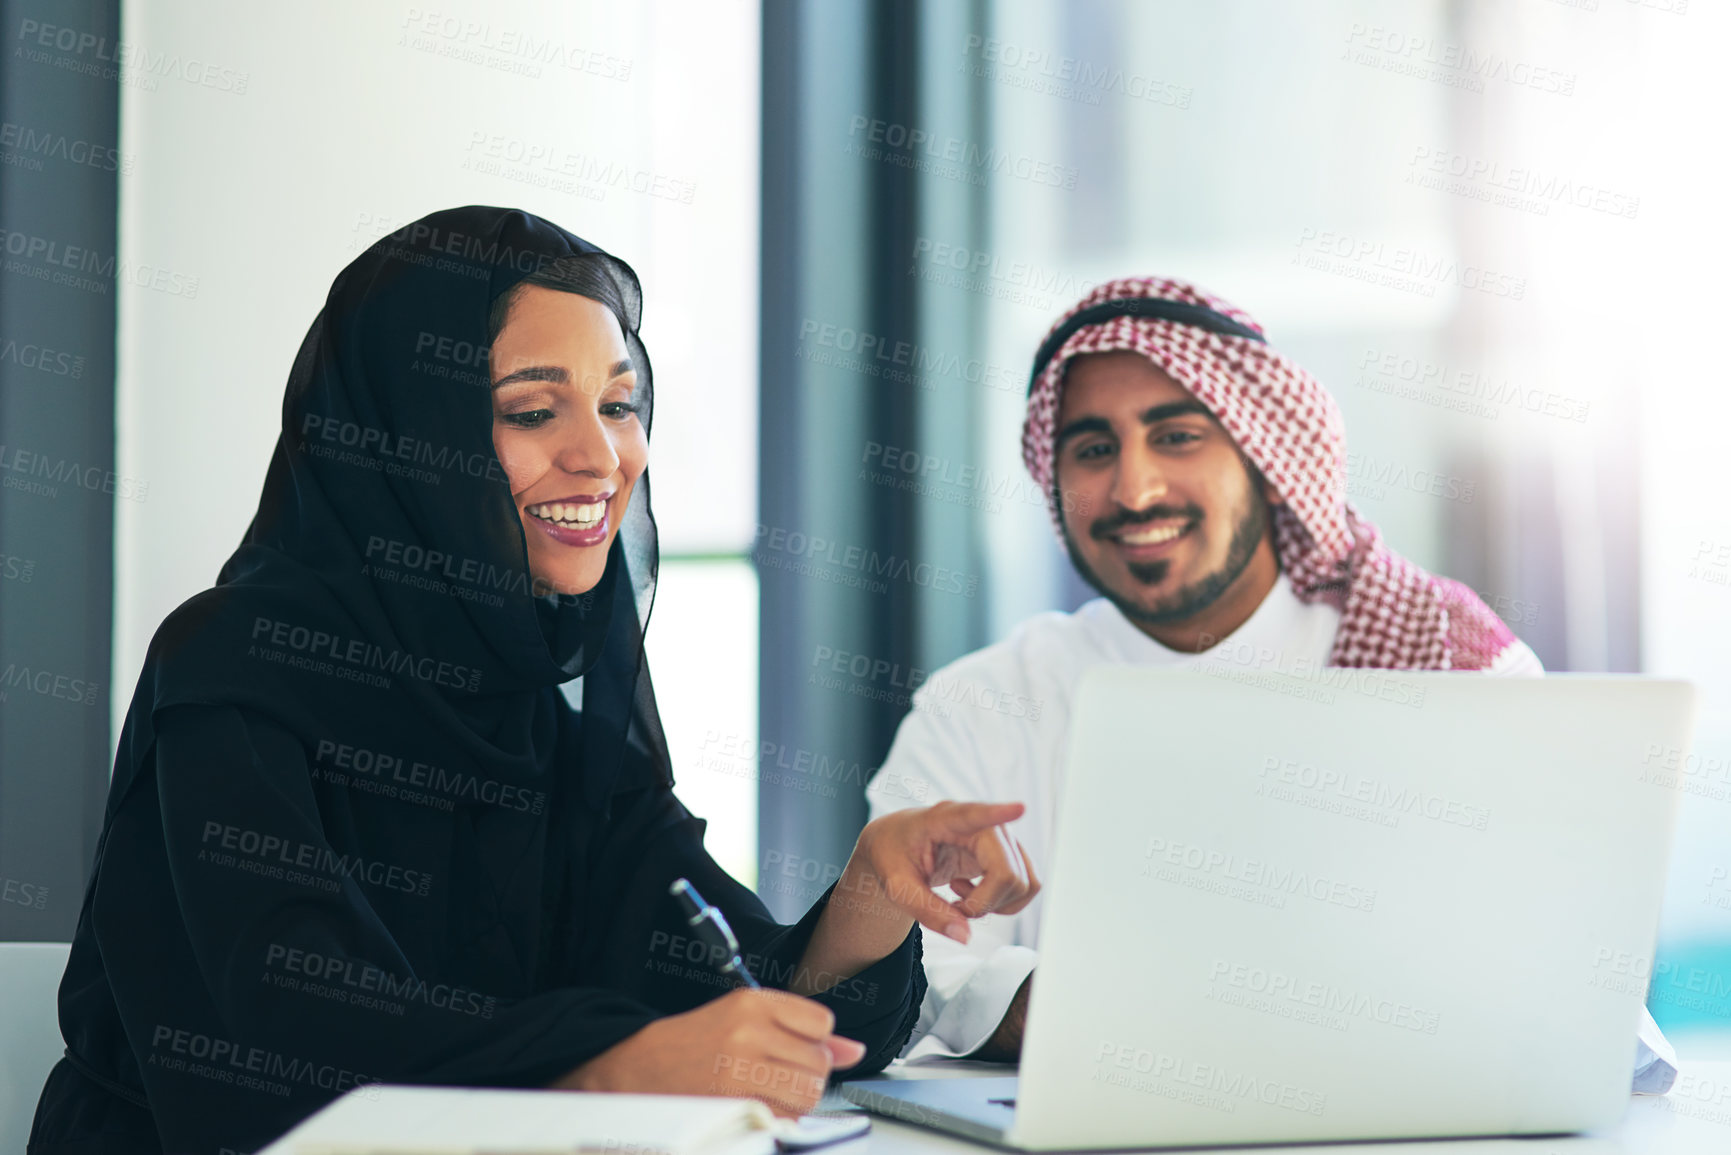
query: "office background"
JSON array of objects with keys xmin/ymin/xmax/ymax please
[{"xmin": 2, "ymin": 0, "xmax": 1727, "ymax": 1055}]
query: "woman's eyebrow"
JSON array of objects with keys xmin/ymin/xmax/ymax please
[
  {"xmin": 492, "ymin": 360, "xmax": 634, "ymax": 390},
  {"xmin": 492, "ymin": 365, "xmax": 567, "ymax": 390}
]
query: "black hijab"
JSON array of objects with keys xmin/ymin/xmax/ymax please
[{"xmin": 152, "ymin": 204, "xmax": 668, "ymax": 808}]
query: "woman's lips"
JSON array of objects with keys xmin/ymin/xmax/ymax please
[{"xmin": 526, "ymin": 495, "xmax": 612, "ymax": 548}]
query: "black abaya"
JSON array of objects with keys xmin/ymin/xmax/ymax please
[{"xmin": 27, "ymin": 207, "xmax": 923, "ymax": 1155}]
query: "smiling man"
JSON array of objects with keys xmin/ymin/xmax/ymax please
[{"xmin": 864, "ymin": 275, "xmax": 1548, "ymax": 1063}]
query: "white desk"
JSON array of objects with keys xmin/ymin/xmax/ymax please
[{"xmin": 821, "ymin": 1059, "xmax": 1731, "ymax": 1154}]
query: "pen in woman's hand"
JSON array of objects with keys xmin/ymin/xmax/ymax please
[{"xmin": 669, "ymin": 878, "xmax": 761, "ymax": 989}]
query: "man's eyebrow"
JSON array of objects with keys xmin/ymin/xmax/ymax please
[
  {"xmin": 1054, "ymin": 415, "xmax": 1112, "ymax": 450},
  {"xmin": 1054, "ymin": 401, "xmax": 1213, "ymax": 450},
  {"xmin": 1139, "ymin": 400, "xmax": 1213, "ymax": 424}
]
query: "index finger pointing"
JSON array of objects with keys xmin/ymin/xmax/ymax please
[{"xmin": 931, "ymin": 801, "xmax": 1025, "ymax": 837}]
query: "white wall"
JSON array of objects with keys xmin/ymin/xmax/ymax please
[{"xmin": 116, "ymin": 1, "xmax": 762, "ymax": 879}]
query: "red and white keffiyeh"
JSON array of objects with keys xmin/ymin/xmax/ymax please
[{"xmin": 1021, "ymin": 275, "xmax": 1515, "ymax": 671}]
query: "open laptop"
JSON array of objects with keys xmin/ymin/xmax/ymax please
[{"xmin": 843, "ymin": 669, "xmax": 1693, "ymax": 1150}]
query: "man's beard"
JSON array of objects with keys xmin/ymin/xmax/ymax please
[{"xmin": 1063, "ymin": 488, "xmax": 1270, "ymax": 628}]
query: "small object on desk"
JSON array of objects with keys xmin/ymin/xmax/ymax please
[
  {"xmin": 669, "ymin": 876, "xmax": 760, "ymax": 989},
  {"xmin": 254, "ymin": 1085, "xmax": 870, "ymax": 1155},
  {"xmin": 771, "ymin": 1114, "xmax": 872, "ymax": 1150}
]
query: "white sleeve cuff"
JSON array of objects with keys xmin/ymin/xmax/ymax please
[
  {"xmin": 1633, "ymin": 1004, "xmax": 1679, "ymax": 1095},
  {"xmin": 901, "ymin": 944, "xmax": 1039, "ymax": 1063}
]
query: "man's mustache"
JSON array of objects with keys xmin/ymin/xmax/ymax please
[{"xmin": 1090, "ymin": 503, "xmax": 1204, "ymax": 541}]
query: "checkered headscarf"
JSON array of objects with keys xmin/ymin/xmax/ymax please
[{"xmin": 1021, "ymin": 276, "xmax": 1515, "ymax": 670}]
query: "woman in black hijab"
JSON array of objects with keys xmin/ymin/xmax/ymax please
[{"xmin": 29, "ymin": 207, "xmax": 1038, "ymax": 1155}]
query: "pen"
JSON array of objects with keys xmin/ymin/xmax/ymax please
[{"xmin": 668, "ymin": 877, "xmax": 761, "ymax": 989}]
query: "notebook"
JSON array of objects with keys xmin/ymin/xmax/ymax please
[{"xmin": 253, "ymin": 1085, "xmax": 871, "ymax": 1155}]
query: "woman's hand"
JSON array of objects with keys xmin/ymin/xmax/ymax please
[
  {"xmin": 551, "ymin": 988, "xmax": 866, "ymax": 1117},
  {"xmin": 788, "ymin": 801, "xmax": 1040, "ymax": 1001},
  {"xmin": 843, "ymin": 800, "xmax": 1040, "ymax": 944}
]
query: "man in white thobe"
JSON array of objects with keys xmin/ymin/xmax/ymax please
[{"xmin": 864, "ymin": 275, "xmax": 1675, "ymax": 1093}]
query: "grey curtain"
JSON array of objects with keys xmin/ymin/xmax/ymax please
[
  {"xmin": 757, "ymin": 0, "xmax": 992, "ymax": 918},
  {"xmin": 0, "ymin": 0, "xmax": 120, "ymax": 940}
]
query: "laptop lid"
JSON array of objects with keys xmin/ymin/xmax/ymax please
[{"xmin": 1009, "ymin": 670, "xmax": 1692, "ymax": 1151}]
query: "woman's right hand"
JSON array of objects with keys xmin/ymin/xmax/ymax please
[{"xmin": 549, "ymin": 988, "xmax": 868, "ymax": 1117}]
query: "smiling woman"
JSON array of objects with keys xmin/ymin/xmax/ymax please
[
  {"xmin": 27, "ymin": 206, "xmax": 1040, "ymax": 1155},
  {"xmin": 487, "ymin": 259, "xmax": 649, "ymax": 599}
]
